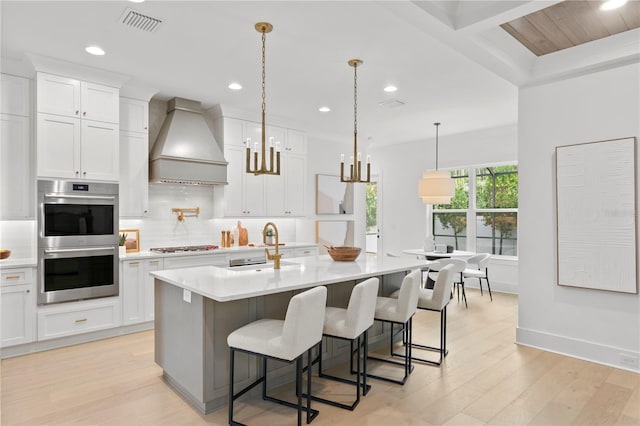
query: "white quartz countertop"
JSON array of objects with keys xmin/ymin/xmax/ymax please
[{"xmin": 150, "ymin": 253, "xmax": 431, "ymax": 302}]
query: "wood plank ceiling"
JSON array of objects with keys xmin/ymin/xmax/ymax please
[{"xmin": 500, "ymin": 0, "xmax": 640, "ymax": 56}]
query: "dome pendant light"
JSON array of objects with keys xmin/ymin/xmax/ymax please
[
  {"xmin": 246, "ymin": 22, "xmax": 280, "ymax": 176},
  {"xmin": 418, "ymin": 122, "xmax": 455, "ymax": 204}
]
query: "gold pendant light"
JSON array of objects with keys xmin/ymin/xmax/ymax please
[
  {"xmin": 246, "ymin": 22, "xmax": 280, "ymax": 176},
  {"xmin": 340, "ymin": 59, "xmax": 371, "ymax": 183},
  {"xmin": 418, "ymin": 122, "xmax": 455, "ymax": 204}
]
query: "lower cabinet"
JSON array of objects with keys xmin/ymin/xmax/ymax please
[
  {"xmin": 1, "ymin": 268, "xmax": 36, "ymax": 347},
  {"xmin": 121, "ymin": 258, "xmax": 164, "ymax": 325},
  {"xmin": 37, "ymin": 297, "xmax": 120, "ymax": 341}
]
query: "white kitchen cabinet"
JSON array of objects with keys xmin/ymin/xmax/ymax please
[
  {"xmin": 119, "ymin": 97, "xmax": 148, "ymax": 134},
  {"xmin": 37, "ymin": 72, "xmax": 119, "ymax": 124},
  {"xmin": 1, "ymin": 114, "xmax": 33, "ymax": 219},
  {"xmin": 144, "ymin": 258, "xmax": 163, "ymax": 321},
  {"xmin": 295, "ymin": 246, "xmax": 319, "ymax": 257},
  {"xmin": 37, "ymin": 113, "xmax": 119, "ymax": 181},
  {"xmin": 37, "ymin": 297, "xmax": 121, "ymax": 341},
  {"xmin": 121, "ymin": 259, "xmax": 145, "ymax": 325},
  {"xmin": 223, "ymin": 118, "xmax": 267, "ymax": 216},
  {"xmin": 121, "ymin": 258, "xmax": 163, "ymax": 325},
  {"xmin": 36, "ymin": 72, "xmax": 120, "ymax": 181},
  {"xmin": 1, "ymin": 267, "xmax": 36, "ymax": 347},
  {"xmin": 119, "ymin": 97, "xmax": 149, "ymax": 217},
  {"xmin": 266, "ymin": 129, "xmax": 306, "ymax": 216}
]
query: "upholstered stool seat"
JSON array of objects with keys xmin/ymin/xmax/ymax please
[
  {"xmin": 391, "ymin": 263, "xmax": 455, "ymax": 366},
  {"xmin": 227, "ymin": 286, "xmax": 327, "ymax": 426},
  {"xmin": 366, "ymin": 269, "xmax": 421, "ymax": 385},
  {"xmin": 311, "ymin": 277, "xmax": 379, "ymax": 411}
]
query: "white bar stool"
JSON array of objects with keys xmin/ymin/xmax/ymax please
[
  {"xmin": 227, "ymin": 286, "xmax": 327, "ymax": 426},
  {"xmin": 366, "ymin": 269, "xmax": 421, "ymax": 385},
  {"xmin": 428, "ymin": 258, "xmax": 467, "ymax": 308},
  {"xmin": 311, "ymin": 277, "xmax": 379, "ymax": 411},
  {"xmin": 391, "ymin": 263, "xmax": 455, "ymax": 366}
]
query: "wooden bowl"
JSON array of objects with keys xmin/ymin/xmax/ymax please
[
  {"xmin": 0, "ymin": 249, "xmax": 11, "ymax": 260},
  {"xmin": 327, "ymin": 246, "xmax": 361, "ymax": 262}
]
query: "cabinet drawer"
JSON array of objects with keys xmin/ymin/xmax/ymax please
[
  {"xmin": 1, "ymin": 268, "xmax": 33, "ymax": 286},
  {"xmin": 295, "ymin": 247, "xmax": 319, "ymax": 257},
  {"xmin": 37, "ymin": 298, "xmax": 121, "ymax": 340}
]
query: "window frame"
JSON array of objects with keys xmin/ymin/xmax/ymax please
[{"xmin": 432, "ymin": 164, "xmax": 518, "ymax": 259}]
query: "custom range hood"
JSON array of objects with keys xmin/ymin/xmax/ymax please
[{"xmin": 150, "ymin": 97, "xmax": 228, "ymax": 185}]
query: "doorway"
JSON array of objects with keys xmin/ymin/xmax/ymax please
[{"xmin": 365, "ymin": 176, "xmax": 380, "ymax": 254}]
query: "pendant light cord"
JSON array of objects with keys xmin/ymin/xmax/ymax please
[{"xmin": 434, "ymin": 122, "xmax": 440, "ymax": 171}]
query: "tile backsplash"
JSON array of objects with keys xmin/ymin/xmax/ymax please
[{"xmin": 0, "ymin": 220, "xmax": 36, "ymax": 259}]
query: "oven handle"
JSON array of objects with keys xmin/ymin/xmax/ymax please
[
  {"xmin": 44, "ymin": 247, "xmax": 115, "ymax": 254},
  {"xmin": 44, "ymin": 193, "xmax": 116, "ymax": 201}
]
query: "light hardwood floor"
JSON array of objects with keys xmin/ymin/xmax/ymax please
[{"xmin": 2, "ymin": 289, "xmax": 638, "ymax": 425}]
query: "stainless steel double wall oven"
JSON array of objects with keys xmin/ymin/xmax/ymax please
[{"xmin": 37, "ymin": 179, "xmax": 119, "ymax": 304}]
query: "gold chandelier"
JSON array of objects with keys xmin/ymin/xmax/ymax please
[
  {"xmin": 418, "ymin": 122, "xmax": 455, "ymax": 204},
  {"xmin": 246, "ymin": 22, "xmax": 280, "ymax": 176},
  {"xmin": 340, "ymin": 59, "xmax": 371, "ymax": 183}
]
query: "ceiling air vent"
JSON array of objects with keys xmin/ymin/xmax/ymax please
[
  {"xmin": 378, "ymin": 99, "xmax": 406, "ymax": 108},
  {"xmin": 120, "ymin": 8, "xmax": 162, "ymax": 33}
]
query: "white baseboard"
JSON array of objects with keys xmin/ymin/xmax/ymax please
[
  {"xmin": 516, "ymin": 327, "xmax": 639, "ymax": 373},
  {"xmin": 464, "ymin": 280, "xmax": 518, "ymax": 295}
]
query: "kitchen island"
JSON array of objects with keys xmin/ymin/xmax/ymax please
[{"xmin": 151, "ymin": 253, "xmax": 429, "ymax": 413}]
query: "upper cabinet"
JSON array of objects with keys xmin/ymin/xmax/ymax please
[
  {"xmin": 36, "ymin": 72, "xmax": 120, "ymax": 181},
  {"xmin": 119, "ymin": 97, "xmax": 148, "ymax": 134},
  {"xmin": 216, "ymin": 116, "xmax": 306, "ymax": 218},
  {"xmin": 0, "ymin": 74, "xmax": 33, "ymax": 219},
  {"xmin": 37, "ymin": 73, "xmax": 119, "ymax": 123},
  {"xmin": 119, "ymin": 97, "xmax": 149, "ymax": 217}
]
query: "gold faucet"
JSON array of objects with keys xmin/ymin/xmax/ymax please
[{"xmin": 263, "ymin": 222, "xmax": 282, "ymax": 269}]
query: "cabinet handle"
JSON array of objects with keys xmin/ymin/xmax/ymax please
[
  {"xmin": 83, "ymin": 171, "xmax": 86, "ymax": 175},
  {"xmin": 128, "ymin": 261, "xmax": 140, "ymax": 265},
  {"xmin": 26, "ymin": 289, "xmax": 30, "ymax": 293},
  {"xmin": 144, "ymin": 127, "xmax": 148, "ymax": 130},
  {"xmin": 5, "ymin": 275, "xmax": 20, "ymax": 280},
  {"xmin": 75, "ymin": 171, "xmax": 80, "ymax": 175},
  {"xmin": 148, "ymin": 260, "xmax": 159, "ymax": 264},
  {"xmin": 75, "ymin": 110, "xmax": 79, "ymax": 115},
  {"xmin": 83, "ymin": 111, "xmax": 86, "ymax": 116},
  {"xmin": 75, "ymin": 318, "xmax": 87, "ymax": 323}
]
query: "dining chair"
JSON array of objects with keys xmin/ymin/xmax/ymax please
[
  {"xmin": 463, "ymin": 253, "xmax": 492, "ymax": 301},
  {"xmin": 428, "ymin": 258, "xmax": 467, "ymax": 308}
]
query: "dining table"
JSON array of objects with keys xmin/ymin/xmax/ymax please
[{"xmin": 402, "ymin": 248, "xmax": 475, "ymax": 260}]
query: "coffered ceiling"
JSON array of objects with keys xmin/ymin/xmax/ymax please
[{"xmin": 1, "ymin": 1, "xmax": 637, "ymax": 147}]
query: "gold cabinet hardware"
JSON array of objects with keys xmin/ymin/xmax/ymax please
[
  {"xmin": 5, "ymin": 275, "xmax": 20, "ymax": 280},
  {"xmin": 128, "ymin": 261, "xmax": 140, "ymax": 265},
  {"xmin": 75, "ymin": 318, "xmax": 87, "ymax": 323},
  {"xmin": 148, "ymin": 260, "xmax": 159, "ymax": 264}
]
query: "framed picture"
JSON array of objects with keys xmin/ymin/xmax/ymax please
[
  {"xmin": 316, "ymin": 174, "xmax": 354, "ymax": 214},
  {"xmin": 120, "ymin": 229, "xmax": 140, "ymax": 253}
]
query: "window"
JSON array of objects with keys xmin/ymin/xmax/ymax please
[{"xmin": 433, "ymin": 165, "xmax": 518, "ymax": 257}]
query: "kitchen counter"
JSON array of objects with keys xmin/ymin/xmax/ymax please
[
  {"xmin": 151, "ymin": 253, "xmax": 429, "ymax": 302},
  {"xmin": 152, "ymin": 253, "xmax": 428, "ymax": 414},
  {"xmin": 0, "ymin": 258, "xmax": 37, "ymax": 268}
]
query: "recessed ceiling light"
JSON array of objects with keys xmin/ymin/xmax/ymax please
[
  {"xmin": 318, "ymin": 106, "xmax": 331, "ymax": 112},
  {"xmin": 85, "ymin": 46, "xmax": 105, "ymax": 56},
  {"xmin": 600, "ymin": 0, "xmax": 628, "ymax": 10},
  {"xmin": 228, "ymin": 83, "xmax": 242, "ymax": 90},
  {"xmin": 384, "ymin": 85, "xmax": 398, "ymax": 93}
]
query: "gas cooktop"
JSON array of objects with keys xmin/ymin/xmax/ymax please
[{"xmin": 149, "ymin": 245, "xmax": 219, "ymax": 254}]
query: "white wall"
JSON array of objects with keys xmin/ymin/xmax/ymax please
[
  {"xmin": 517, "ymin": 63, "xmax": 640, "ymax": 372},
  {"xmin": 370, "ymin": 124, "xmax": 518, "ymax": 292}
]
